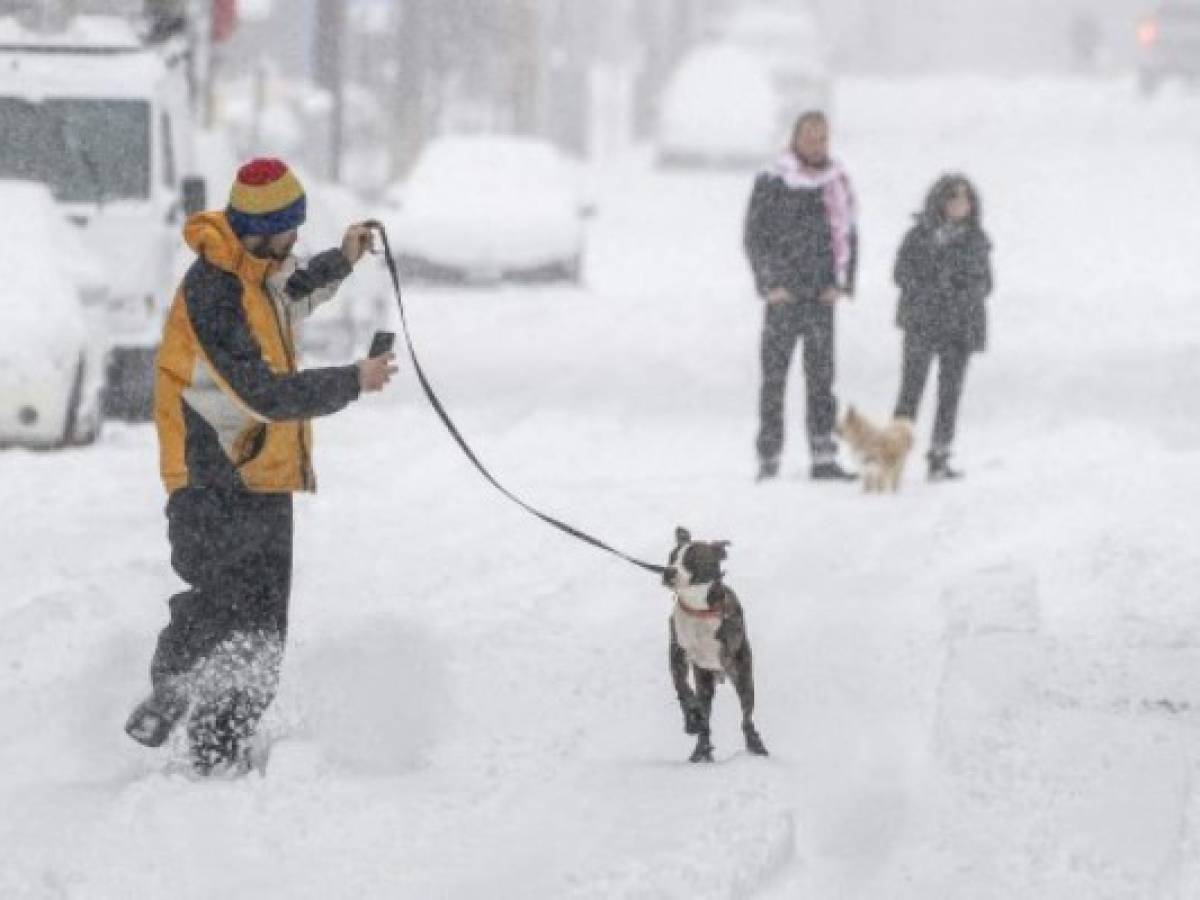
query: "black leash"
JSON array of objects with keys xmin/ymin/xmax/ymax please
[{"xmin": 364, "ymin": 221, "xmax": 668, "ymax": 578}]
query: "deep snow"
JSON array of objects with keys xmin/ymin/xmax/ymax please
[{"xmin": 2, "ymin": 75, "xmax": 1200, "ymax": 899}]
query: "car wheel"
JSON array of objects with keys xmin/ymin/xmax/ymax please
[{"xmin": 102, "ymin": 347, "xmax": 155, "ymax": 421}]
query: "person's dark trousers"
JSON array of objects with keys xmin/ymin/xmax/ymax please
[
  {"xmin": 150, "ymin": 486, "xmax": 293, "ymax": 772},
  {"xmin": 893, "ymin": 333, "xmax": 971, "ymax": 453},
  {"xmin": 756, "ymin": 301, "xmax": 837, "ymax": 465}
]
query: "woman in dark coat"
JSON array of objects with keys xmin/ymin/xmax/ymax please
[{"xmin": 893, "ymin": 174, "xmax": 993, "ymax": 480}]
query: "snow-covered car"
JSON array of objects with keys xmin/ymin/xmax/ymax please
[
  {"xmin": 382, "ymin": 135, "xmax": 589, "ymax": 284},
  {"xmin": 0, "ymin": 180, "xmax": 109, "ymax": 447},
  {"xmin": 657, "ymin": 44, "xmax": 780, "ymax": 168},
  {"xmin": 719, "ymin": 5, "xmax": 833, "ymax": 125}
]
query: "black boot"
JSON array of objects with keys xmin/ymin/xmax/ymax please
[
  {"xmin": 756, "ymin": 457, "xmax": 780, "ymax": 482},
  {"xmin": 927, "ymin": 451, "xmax": 963, "ymax": 482},
  {"xmin": 810, "ymin": 460, "xmax": 858, "ymax": 481},
  {"xmin": 125, "ymin": 687, "xmax": 189, "ymax": 748},
  {"xmin": 743, "ymin": 723, "xmax": 769, "ymax": 756},
  {"xmin": 689, "ymin": 731, "xmax": 715, "ymax": 763}
]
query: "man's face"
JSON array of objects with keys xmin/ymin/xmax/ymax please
[
  {"xmin": 793, "ymin": 120, "xmax": 830, "ymax": 168},
  {"xmin": 244, "ymin": 229, "xmax": 298, "ymax": 262}
]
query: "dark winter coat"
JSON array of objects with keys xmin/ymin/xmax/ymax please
[
  {"xmin": 893, "ymin": 217, "xmax": 993, "ymax": 352},
  {"xmin": 743, "ymin": 172, "xmax": 859, "ymax": 303}
]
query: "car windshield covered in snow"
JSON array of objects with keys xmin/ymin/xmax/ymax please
[{"xmin": 0, "ymin": 97, "xmax": 150, "ymax": 203}]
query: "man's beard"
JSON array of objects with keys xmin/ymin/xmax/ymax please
[{"xmin": 246, "ymin": 240, "xmax": 294, "ymax": 262}]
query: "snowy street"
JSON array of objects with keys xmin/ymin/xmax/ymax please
[{"xmin": 4, "ymin": 75, "xmax": 1200, "ymax": 898}]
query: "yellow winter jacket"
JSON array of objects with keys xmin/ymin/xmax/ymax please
[{"xmin": 154, "ymin": 211, "xmax": 360, "ymax": 494}]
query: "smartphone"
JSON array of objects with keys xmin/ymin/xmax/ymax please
[{"xmin": 368, "ymin": 330, "xmax": 395, "ymax": 357}]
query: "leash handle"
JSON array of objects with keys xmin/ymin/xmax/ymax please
[{"xmin": 364, "ymin": 221, "xmax": 668, "ymax": 578}]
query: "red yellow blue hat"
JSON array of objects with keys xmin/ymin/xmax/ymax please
[{"xmin": 225, "ymin": 158, "xmax": 306, "ymax": 237}]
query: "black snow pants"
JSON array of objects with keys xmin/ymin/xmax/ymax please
[
  {"xmin": 756, "ymin": 300, "xmax": 838, "ymax": 464},
  {"xmin": 150, "ymin": 486, "xmax": 293, "ymax": 772},
  {"xmin": 893, "ymin": 332, "xmax": 971, "ymax": 454}
]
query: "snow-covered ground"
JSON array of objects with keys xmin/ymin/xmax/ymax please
[{"xmin": 3, "ymin": 75, "xmax": 1200, "ymax": 898}]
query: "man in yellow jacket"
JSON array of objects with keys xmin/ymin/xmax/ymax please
[{"xmin": 125, "ymin": 158, "xmax": 398, "ymax": 775}]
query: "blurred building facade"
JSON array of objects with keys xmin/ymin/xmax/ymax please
[
  {"xmin": 22, "ymin": 0, "xmax": 1150, "ymax": 187},
  {"xmin": 819, "ymin": 0, "xmax": 1152, "ymax": 74}
]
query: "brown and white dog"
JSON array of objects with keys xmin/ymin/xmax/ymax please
[
  {"xmin": 837, "ymin": 406, "xmax": 914, "ymax": 493},
  {"xmin": 663, "ymin": 528, "xmax": 767, "ymax": 763}
]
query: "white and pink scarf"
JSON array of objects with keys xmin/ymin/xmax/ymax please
[{"xmin": 772, "ymin": 152, "xmax": 857, "ymax": 290}]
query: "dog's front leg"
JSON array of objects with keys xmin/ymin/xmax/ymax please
[
  {"xmin": 670, "ymin": 620, "xmax": 705, "ymax": 735},
  {"xmin": 689, "ymin": 667, "xmax": 717, "ymax": 762},
  {"xmin": 864, "ymin": 464, "xmax": 881, "ymax": 493},
  {"xmin": 880, "ymin": 466, "xmax": 893, "ymax": 492}
]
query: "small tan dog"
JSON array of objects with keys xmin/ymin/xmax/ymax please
[{"xmin": 837, "ymin": 406, "xmax": 915, "ymax": 493}]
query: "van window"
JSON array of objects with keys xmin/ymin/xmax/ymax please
[{"xmin": 0, "ymin": 97, "xmax": 151, "ymax": 203}]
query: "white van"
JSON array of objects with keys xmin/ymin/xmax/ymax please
[{"xmin": 0, "ymin": 13, "xmax": 206, "ymax": 419}]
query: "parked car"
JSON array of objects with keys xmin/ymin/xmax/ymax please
[
  {"xmin": 291, "ymin": 174, "xmax": 392, "ymax": 359},
  {"xmin": 717, "ymin": 4, "xmax": 832, "ymax": 125},
  {"xmin": 0, "ymin": 180, "xmax": 109, "ymax": 448},
  {"xmin": 657, "ymin": 43, "xmax": 779, "ymax": 168},
  {"xmin": 381, "ymin": 135, "xmax": 590, "ymax": 284},
  {"xmin": 1137, "ymin": 3, "xmax": 1200, "ymax": 95}
]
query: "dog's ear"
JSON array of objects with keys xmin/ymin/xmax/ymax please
[
  {"xmin": 713, "ymin": 540, "xmax": 731, "ymax": 560},
  {"xmin": 675, "ymin": 527, "xmax": 691, "ymax": 546}
]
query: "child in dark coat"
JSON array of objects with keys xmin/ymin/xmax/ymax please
[{"xmin": 893, "ymin": 174, "xmax": 993, "ymax": 480}]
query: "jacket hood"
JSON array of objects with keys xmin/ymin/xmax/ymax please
[
  {"xmin": 183, "ymin": 210, "xmax": 275, "ymax": 280},
  {"xmin": 917, "ymin": 173, "xmax": 985, "ymax": 233}
]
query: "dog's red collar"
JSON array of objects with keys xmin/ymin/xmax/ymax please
[{"xmin": 674, "ymin": 595, "xmax": 722, "ymax": 619}]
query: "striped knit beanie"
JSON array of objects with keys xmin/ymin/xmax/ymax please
[{"xmin": 225, "ymin": 158, "xmax": 306, "ymax": 237}]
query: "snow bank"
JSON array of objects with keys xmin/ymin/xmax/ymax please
[{"xmin": 268, "ymin": 617, "xmax": 451, "ymax": 776}]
